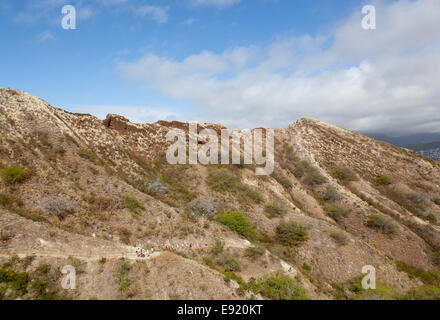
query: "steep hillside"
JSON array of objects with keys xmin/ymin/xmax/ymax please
[{"xmin": 1, "ymin": 88, "xmax": 439, "ymax": 300}]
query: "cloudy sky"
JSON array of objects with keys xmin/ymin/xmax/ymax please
[{"xmin": 1, "ymin": 0, "xmax": 439, "ymax": 135}]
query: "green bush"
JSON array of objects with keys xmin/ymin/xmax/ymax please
[
  {"xmin": 0, "ymin": 262, "xmax": 58, "ymax": 300},
  {"xmin": 264, "ymin": 202, "xmax": 287, "ymax": 218},
  {"xmin": 330, "ymin": 231, "xmax": 349, "ymax": 245},
  {"xmin": 211, "ymin": 240, "xmax": 224, "ymax": 256},
  {"xmin": 426, "ymin": 214, "xmax": 437, "ymax": 224},
  {"xmin": 207, "ymin": 169, "xmax": 239, "ymax": 192},
  {"xmin": 207, "ymin": 169, "xmax": 264, "ymax": 204},
  {"xmin": 302, "ymin": 263, "xmax": 311, "ymax": 272},
  {"xmin": 67, "ymin": 256, "xmax": 86, "ymax": 274},
  {"xmin": 396, "ymin": 261, "xmax": 440, "ymax": 286},
  {"xmin": 325, "ymin": 204, "xmax": 350, "ymax": 223},
  {"xmin": 0, "ymin": 263, "xmax": 29, "ymax": 299},
  {"xmin": 237, "ymin": 184, "xmax": 264, "ymax": 204},
  {"xmin": 245, "ymin": 246, "xmax": 265, "ymax": 260},
  {"xmin": 276, "ymin": 221, "xmax": 308, "ymax": 246},
  {"xmin": 273, "ymin": 174, "xmax": 293, "ymax": 189},
  {"xmin": 292, "ymin": 160, "xmax": 311, "ymax": 178},
  {"xmin": 367, "ymin": 214, "xmax": 398, "ymax": 235},
  {"xmin": 124, "ymin": 195, "xmax": 144, "ymax": 214},
  {"xmin": 217, "ymin": 211, "xmax": 262, "ymax": 241},
  {"xmin": 79, "ymin": 147, "xmax": 102, "ymax": 166},
  {"xmin": 304, "ymin": 167, "xmax": 327, "ymax": 186},
  {"xmin": 257, "ymin": 271, "xmax": 308, "ymax": 300},
  {"xmin": 1, "ymin": 166, "xmax": 27, "ymax": 184},
  {"xmin": 0, "ymin": 193, "xmax": 13, "ymax": 209},
  {"xmin": 407, "ymin": 286, "xmax": 440, "ymax": 300},
  {"xmin": 332, "ymin": 167, "xmax": 359, "ymax": 181},
  {"xmin": 336, "ymin": 275, "xmax": 399, "ymax": 300},
  {"xmin": 115, "ymin": 260, "xmax": 131, "ymax": 292},
  {"xmin": 216, "ymin": 254, "xmax": 241, "ymax": 272},
  {"xmin": 26, "ymin": 214, "xmax": 49, "ymax": 223},
  {"xmin": 376, "ymin": 175, "xmax": 394, "ymax": 186}
]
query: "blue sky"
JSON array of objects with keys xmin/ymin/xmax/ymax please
[{"xmin": 1, "ymin": 0, "xmax": 440, "ymax": 134}]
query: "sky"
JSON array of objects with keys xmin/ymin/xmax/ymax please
[{"xmin": 0, "ymin": 0, "xmax": 439, "ymax": 135}]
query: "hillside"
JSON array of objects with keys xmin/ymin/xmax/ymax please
[{"xmin": 1, "ymin": 88, "xmax": 439, "ymax": 300}]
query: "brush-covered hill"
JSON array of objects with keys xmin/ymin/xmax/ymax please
[{"xmin": 0, "ymin": 88, "xmax": 439, "ymax": 300}]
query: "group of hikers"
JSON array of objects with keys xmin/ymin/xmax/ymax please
[{"xmin": 135, "ymin": 242, "xmax": 210, "ymax": 258}]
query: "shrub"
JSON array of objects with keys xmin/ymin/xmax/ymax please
[
  {"xmin": 367, "ymin": 214, "xmax": 398, "ymax": 235},
  {"xmin": 124, "ymin": 195, "xmax": 144, "ymax": 214},
  {"xmin": 216, "ymin": 254, "xmax": 241, "ymax": 272},
  {"xmin": 273, "ymin": 173, "xmax": 293, "ymax": 189},
  {"xmin": 276, "ymin": 221, "xmax": 308, "ymax": 246},
  {"xmin": 1, "ymin": 166, "xmax": 27, "ymax": 184},
  {"xmin": 332, "ymin": 167, "xmax": 359, "ymax": 181},
  {"xmin": 211, "ymin": 240, "xmax": 224, "ymax": 256},
  {"xmin": 302, "ymin": 262, "xmax": 311, "ymax": 272},
  {"xmin": 0, "ymin": 263, "xmax": 30, "ymax": 299},
  {"xmin": 43, "ymin": 195, "xmax": 74, "ymax": 219},
  {"xmin": 408, "ymin": 286, "xmax": 440, "ymax": 300},
  {"xmin": 407, "ymin": 192, "xmax": 430, "ymax": 210},
  {"xmin": 118, "ymin": 278, "xmax": 131, "ymax": 292},
  {"xmin": 118, "ymin": 228, "xmax": 132, "ymax": 245},
  {"xmin": 208, "ymin": 169, "xmax": 264, "ymax": 204},
  {"xmin": 67, "ymin": 256, "xmax": 86, "ymax": 274},
  {"xmin": 26, "ymin": 214, "xmax": 49, "ymax": 223},
  {"xmin": 330, "ymin": 231, "xmax": 349, "ymax": 245},
  {"xmin": 396, "ymin": 261, "xmax": 440, "ymax": 286},
  {"xmin": 115, "ymin": 260, "xmax": 131, "ymax": 292},
  {"xmin": 217, "ymin": 211, "xmax": 262, "ymax": 241},
  {"xmin": 292, "ymin": 160, "xmax": 311, "ymax": 178},
  {"xmin": 79, "ymin": 147, "xmax": 102, "ymax": 165},
  {"xmin": 336, "ymin": 275, "xmax": 399, "ymax": 300},
  {"xmin": 0, "ymin": 193, "xmax": 13, "ymax": 209},
  {"xmin": 304, "ymin": 167, "xmax": 327, "ymax": 186},
  {"xmin": 202, "ymin": 257, "xmax": 215, "ymax": 269},
  {"xmin": 245, "ymin": 246, "xmax": 265, "ymax": 260},
  {"xmin": 376, "ymin": 175, "xmax": 394, "ymax": 186},
  {"xmin": 207, "ymin": 169, "xmax": 239, "ymax": 192},
  {"xmin": 322, "ymin": 185, "xmax": 341, "ymax": 202},
  {"xmin": 257, "ymin": 271, "xmax": 308, "ymax": 300},
  {"xmin": 325, "ymin": 204, "xmax": 350, "ymax": 223},
  {"xmin": 190, "ymin": 198, "xmax": 216, "ymax": 218},
  {"xmin": 237, "ymin": 184, "xmax": 264, "ymax": 204},
  {"xmin": 264, "ymin": 202, "xmax": 287, "ymax": 218},
  {"xmin": 426, "ymin": 214, "xmax": 437, "ymax": 224}
]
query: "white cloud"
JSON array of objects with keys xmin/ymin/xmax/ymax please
[
  {"xmin": 190, "ymin": 0, "xmax": 241, "ymax": 8},
  {"xmin": 182, "ymin": 18, "xmax": 197, "ymax": 26},
  {"xmin": 37, "ymin": 31, "xmax": 55, "ymax": 42},
  {"xmin": 136, "ymin": 5, "xmax": 169, "ymax": 24},
  {"xmin": 118, "ymin": 0, "xmax": 440, "ymax": 134},
  {"xmin": 15, "ymin": 0, "xmax": 168, "ymax": 25}
]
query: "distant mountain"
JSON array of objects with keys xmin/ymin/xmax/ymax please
[
  {"xmin": 408, "ymin": 142, "xmax": 440, "ymax": 161},
  {"xmin": 365, "ymin": 133, "xmax": 440, "ymax": 148}
]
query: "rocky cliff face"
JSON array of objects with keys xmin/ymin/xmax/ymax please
[{"xmin": 0, "ymin": 88, "xmax": 439, "ymax": 300}]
